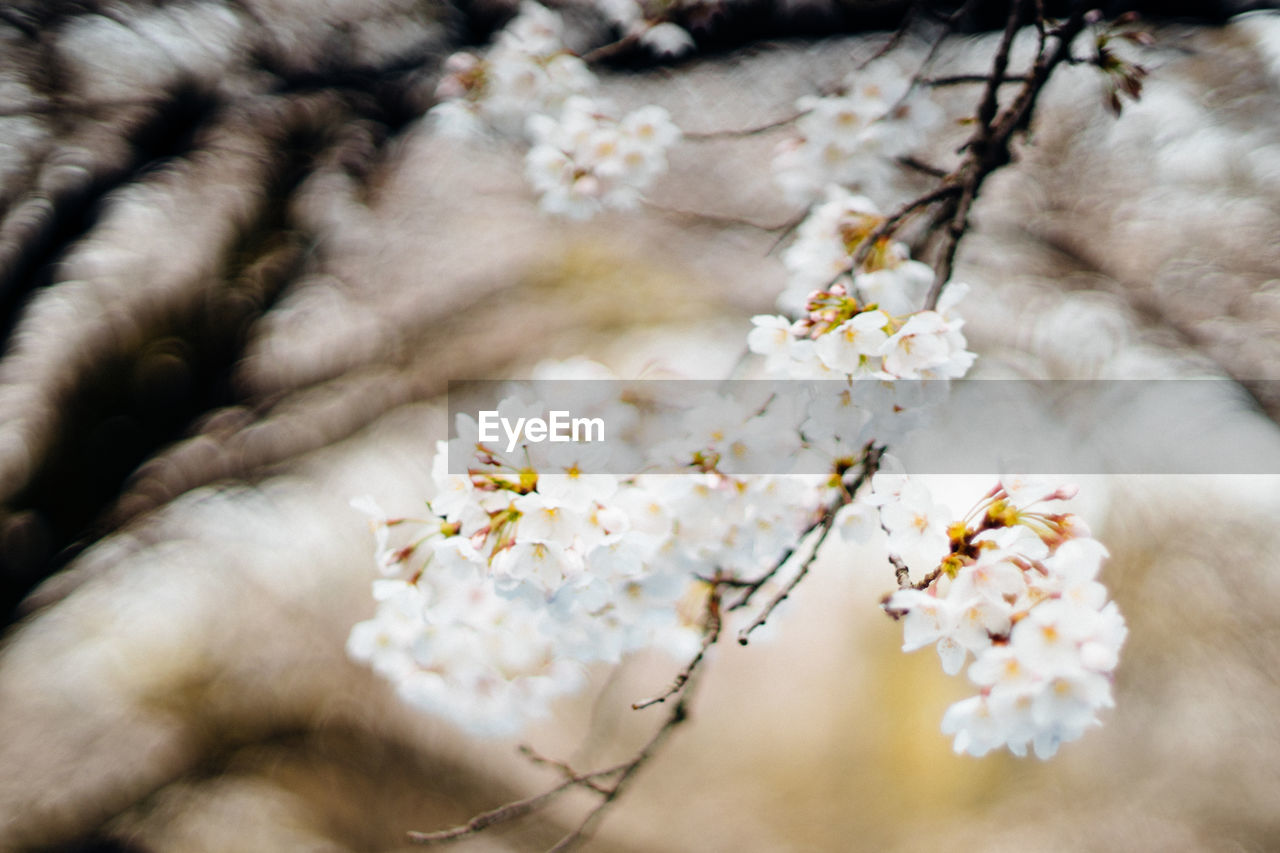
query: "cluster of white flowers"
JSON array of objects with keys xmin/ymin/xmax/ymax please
[
  {"xmin": 748, "ymin": 187, "xmax": 973, "ymax": 381},
  {"xmin": 350, "ymin": 10, "xmax": 1128, "ymax": 761},
  {"xmin": 526, "ymin": 98, "xmax": 681, "ymax": 218},
  {"xmin": 429, "ymin": 1, "xmax": 683, "ymax": 217},
  {"xmin": 880, "ymin": 477, "xmax": 1127, "ymax": 758},
  {"xmin": 780, "ymin": 186, "xmax": 919, "ymax": 306},
  {"xmin": 346, "ymin": 546, "xmax": 586, "ymax": 736},
  {"xmin": 595, "ymin": 0, "xmax": 697, "ymax": 58},
  {"xmin": 774, "ymin": 61, "xmax": 942, "ymax": 203},
  {"xmin": 430, "ymin": 2, "xmax": 595, "ymax": 137},
  {"xmin": 349, "ymin": 379, "xmax": 850, "ymax": 734}
]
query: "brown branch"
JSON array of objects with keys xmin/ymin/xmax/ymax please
[
  {"xmin": 923, "ymin": 73, "xmax": 1030, "ymax": 86},
  {"xmin": 975, "ymin": 0, "xmax": 1028, "ymax": 135},
  {"xmin": 643, "ymin": 203, "xmax": 802, "ymax": 234},
  {"xmin": 831, "ymin": 1, "xmax": 1089, "ymax": 297},
  {"xmin": 858, "ymin": 0, "xmax": 921, "ymax": 71},
  {"xmin": 409, "ymin": 654, "xmax": 703, "ymax": 849},
  {"xmin": 727, "ymin": 444, "xmax": 882, "ymax": 614},
  {"xmin": 726, "ymin": 511, "xmax": 832, "ymax": 613},
  {"xmin": 632, "ymin": 587, "xmax": 721, "ymax": 710},
  {"xmin": 913, "ymin": 564, "xmax": 945, "ymax": 591},
  {"xmin": 897, "ymin": 155, "xmax": 949, "ymax": 179},
  {"xmin": 406, "ymin": 763, "xmax": 627, "ymax": 844},
  {"xmin": 736, "ymin": 499, "xmax": 838, "ymax": 644},
  {"xmin": 766, "ymin": 211, "xmax": 810, "ymax": 255},
  {"xmin": 545, "ymin": 674, "xmax": 699, "ymax": 852},
  {"xmin": 850, "ymin": 182, "xmax": 962, "ymax": 271},
  {"xmin": 891, "ymin": 553, "xmax": 912, "ymax": 589},
  {"xmin": 519, "ymin": 745, "xmax": 611, "ymax": 794},
  {"xmin": 682, "ymin": 110, "xmax": 809, "ymax": 140},
  {"xmin": 579, "ymin": 33, "xmax": 643, "ymax": 65},
  {"xmin": 922, "ymin": 1, "xmax": 1091, "ymax": 310},
  {"xmin": 736, "ymin": 444, "xmax": 884, "ymax": 644},
  {"xmin": 890, "ymin": 551, "xmax": 945, "ymax": 592}
]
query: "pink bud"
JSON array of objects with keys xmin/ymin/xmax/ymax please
[
  {"xmin": 1049, "ymin": 485, "xmax": 1080, "ymax": 502},
  {"xmin": 445, "ymin": 52, "xmax": 479, "ymax": 73}
]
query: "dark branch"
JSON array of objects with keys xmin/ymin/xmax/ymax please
[
  {"xmin": 923, "ymin": 1, "xmax": 1092, "ymax": 310},
  {"xmin": 923, "ymin": 72, "xmax": 1030, "ymax": 85}
]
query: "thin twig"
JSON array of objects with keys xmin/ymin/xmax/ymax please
[
  {"xmin": 923, "ymin": 73, "xmax": 1030, "ymax": 86},
  {"xmin": 891, "ymin": 553, "xmax": 912, "ymax": 589},
  {"xmin": 737, "ymin": 445, "xmax": 884, "ymax": 644},
  {"xmin": 974, "ymin": 0, "xmax": 1027, "ymax": 137},
  {"xmin": 896, "ymin": 155, "xmax": 949, "ymax": 179},
  {"xmin": 726, "ymin": 511, "xmax": 831, "ymax": 613},
  {"xmin": 765, "ymin": 210, "xmax": 810, "ymax": 255},
  {"xmin": 901, "ymin": 0, "xmax": 982, "ymax": 98},
  {"xmin": 736, "ymin": 501, "xmax": 838, "ymax": 644},
  {"xmin": 406, "ymin": 763, "xmax": 627, "ymax": 844},
  {"xmin": 580, "ymin": 32, "xmax": 643, "ymax": 65},
  {"xmin": 519, "ymin": 745, "xmax": 611, "ymax": 794},
  {"xmin": 727, "ymin": 444, "xmax": 881, "ymax": 614},
  {"xmin": 858, "ymin": 0, "xmax": 921, "ymax": 70},
  {"xmin": 644, "ymin": 202, "xmax": 802, "ymax": 234},
  {"xmin": 632, "ymin": 589, "xmax": 721, "ymax": 710},
  {"xmin": 409, "ymin": 650, "xmax": 703, "ymax": 849},
  {"xmin": 850, "ymin": 182, "xmax": 961, "ymax": 270},
  {"xmin": 546, "ymin": 674, "xmax": 699, "ymax": 852},
  {"xmin": 682, "ymin": 110, "xmax": 809, "ymax": 140},
  {"xmin": 913, "ymin": 564, "xmax": 945, "ymax": 591}
]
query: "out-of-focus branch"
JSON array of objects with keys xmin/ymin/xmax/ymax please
[
  {"xmin": 406, "ymin": 762, "xmax": 628, "ymax": 844},
  {"xmin": 923, "ymin": 72, "xmax": 1029, "ymax": 85},
  {"xmin": 407, "ymin": 670, "xmax": 700, "ymax": 850},
  {"xmin": 643, "ymin": 203, "xmax": 803, "ymax": 234},
  {"xmin": 682, "ymin": 110, "xmax": 809, "ymax": 140}
]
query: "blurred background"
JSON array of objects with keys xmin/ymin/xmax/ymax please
[{"xmin": 1, "ymin": 1, "xmax": 1279, "ymax": 850}]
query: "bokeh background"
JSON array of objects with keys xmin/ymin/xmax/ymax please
[{"xmin": 2, "ymin": 1, "xmax": 1279, "ymax": 850}]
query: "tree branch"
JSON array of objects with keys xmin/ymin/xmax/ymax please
[
  {"xmin": 682, "ymin": 110, "xmax": 809, "ymax": 140},
  {"xmin": 406, "ymin": 763, "xmax": 628, "ymax": 844},
  {"xmin": 736, "ymin": 445, "xmax": 884, "ymax": 644},
  {"xmin": 923, "ymin": 1, "xmax": 1092, "ymax": 310},
  {"xmin": 632, "ymin": 587, "xmax": 721, "ymax": 710}
]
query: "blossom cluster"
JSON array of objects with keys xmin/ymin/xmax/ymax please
[
  {"xmin": 349, "ymin": 382, "xmax": 843, "ymax": 734},
  {"xmin": 880, "ymin": 477, "xmax": 1127, "ymax": 758},
  {"xmin": 429, "ymin": 1, "xmax": 682, "ymax": 217},
  {"xmin": 595, "ymin": 0, "xmax": 697, "ymax": 59},
  {"xmin": 526, "ymin": 99, "xmax": 681, "ymax": 219},
  {"xmin": 748, "ymin": 189, "xmax": 974, "ymax": 380},
  {"xmin": 430, "ymin": 2, "xmax": 595, "ymax": 138},
  {"xmin": 773, "ymin": 61, "xmax": 942, "ymax": 204},
  {"xmin": 350, "ymin": 10, "xmax": 1127, "ymax": 762}
]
